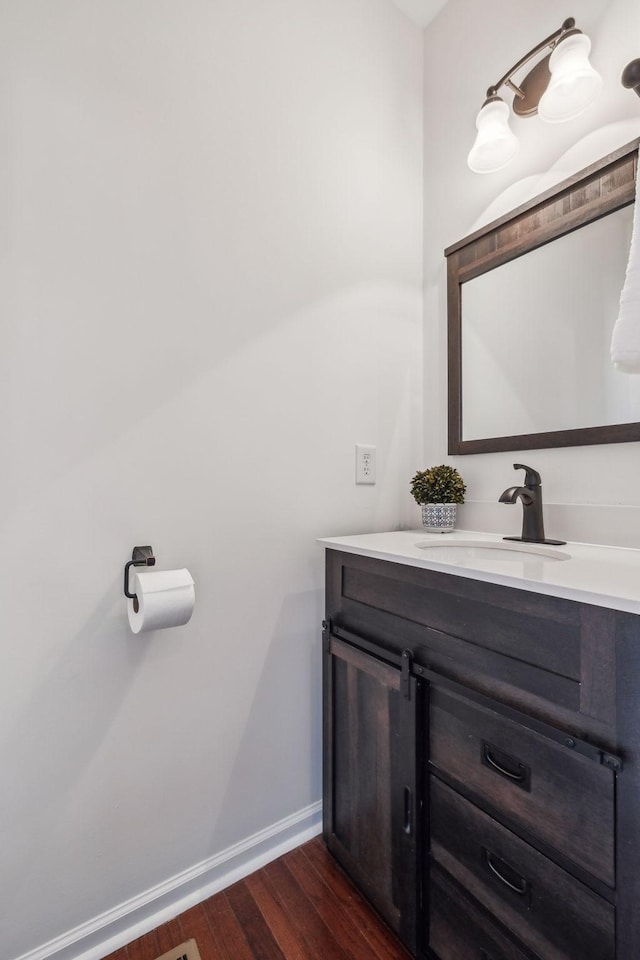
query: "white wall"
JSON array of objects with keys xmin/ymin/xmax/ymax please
[
  {"xmin": 422, "ymin": 0, "xmax": 640, "ymax": 546},
  {"xmin": 0, "ymin": 2, "xmax": 423, "ymax": 957}
]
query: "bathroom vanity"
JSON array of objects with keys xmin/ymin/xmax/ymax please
[{"xmin": 320, "ymin": 531, "xmax": 640, "ymax": 960}]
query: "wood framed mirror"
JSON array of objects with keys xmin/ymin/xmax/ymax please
[{"xmin": 446, "ymin": 138, "xmax": 639, "ymax": 455}]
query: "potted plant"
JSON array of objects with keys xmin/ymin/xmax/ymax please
[{"xmin": 410, "ymin": 464, "xmax": 466, "ymax": 532}]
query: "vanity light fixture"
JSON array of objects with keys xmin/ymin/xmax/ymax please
[
  {"xmin": 622, "ymin": 59, "xmax": 640, "ymax": 98},
  {"xmin": 468, "ymin": 17, "xmax": 602, "ymax": 174}
]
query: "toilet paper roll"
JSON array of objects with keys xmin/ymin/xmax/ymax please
[{"xmin": 127, "ymin": 567, "xmax": 195, "ymax": 634}]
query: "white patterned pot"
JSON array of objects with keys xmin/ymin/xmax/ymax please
[{"xmin": 421, "ymin": 503, "xmax": 457, "ymax": 533}]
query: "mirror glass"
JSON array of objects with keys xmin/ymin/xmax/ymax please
[{"xmin": 461, "ymin": 205, "xmax": 635, "ymax": 441}]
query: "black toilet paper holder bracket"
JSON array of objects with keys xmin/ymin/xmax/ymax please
[{"xmin": 124, "ymin": 545, "xmax": 156, "ymax": 600}]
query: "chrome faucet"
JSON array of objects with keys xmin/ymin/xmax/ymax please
[{"xmin": 499, "ymin": 464, "xmax": 566, "ymax": 545}]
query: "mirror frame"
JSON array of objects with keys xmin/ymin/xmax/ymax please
[{"xmin": 446, "ymin": 138, "xmax": 639, "ymax": 455}]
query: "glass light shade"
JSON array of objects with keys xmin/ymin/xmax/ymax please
[
  {"xmin": 538, "ymin": 33, "xmax": 602, "ymax": 123},
  {"xmin": 467, "ymin": 99, "xmax": 519, "ymax": 174}
]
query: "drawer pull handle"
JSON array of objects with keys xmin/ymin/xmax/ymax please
[
  {"xmin": 483, "ymin": 848, "xmax": 530, "ymax": 898},
  {"xmin": 403, "ymin": 786, "xmax": 412, "ymax": 835},
  {"xmin": 482, "ymin": 741, "xmax": 530, "ymax": 789}
]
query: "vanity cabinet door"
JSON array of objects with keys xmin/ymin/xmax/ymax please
[{"xmin": 323, "ymin": 634, "xmax": 420, "ymax": 954}]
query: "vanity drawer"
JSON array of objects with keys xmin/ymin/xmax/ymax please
[
  {"xmin": 429, "ymin": 685, "xmax": 615, "ymax": 886},
  {"xmin": 430, "ymin": 777, "xmax": 615, "ymax": 960},
  {"xmin": 429, "ymin": 864, "xmax": 535, "ymax": 960}
]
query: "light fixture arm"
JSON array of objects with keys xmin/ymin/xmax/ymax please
[{"xmin": 485, "ymin": 18, "xmax": 577, "ymax": 102}]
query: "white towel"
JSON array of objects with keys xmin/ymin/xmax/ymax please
[{"xmin": 611, "ymin": 146, "xmax": 640, "ymax": 372}]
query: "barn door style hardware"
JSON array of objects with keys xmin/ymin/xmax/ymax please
[{"xmin": 401, "ymin": 649, "xmax": 413, "ymax": 700}]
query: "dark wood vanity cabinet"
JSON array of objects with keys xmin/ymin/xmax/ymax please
[{"xmin": 322, "ymin": 548, "xmax": 640, "ymax": 960}]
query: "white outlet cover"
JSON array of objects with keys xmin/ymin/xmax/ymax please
[{"xmin": 356, "ymin": 444, "xmax": 376, "ymax": 484}]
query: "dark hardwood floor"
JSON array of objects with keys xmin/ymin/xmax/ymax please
[{"xmin": 102, "ymin": 837, "xmax": 411, "ymax": 960}]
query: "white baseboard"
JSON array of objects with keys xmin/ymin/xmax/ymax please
[{"xmin": 16, "ymin": 801, "xmax": 323, "ymax": 960}]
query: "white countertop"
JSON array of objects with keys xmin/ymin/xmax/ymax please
[{"xmin": 318, "ymin": 529, "xmax": 640, "ymax": 615}]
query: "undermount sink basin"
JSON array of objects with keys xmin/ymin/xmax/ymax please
[{"xmin": 414, "ymin": 539, "xmax": 570, "ymax": 562}]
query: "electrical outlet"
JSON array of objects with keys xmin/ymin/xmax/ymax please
[{"xmin": 356, "ymin": 444, "xmax": 376, "ymax": 484}]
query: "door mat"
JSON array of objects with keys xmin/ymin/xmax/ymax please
[{"xmin": 153, "ymin": 940, "xmax": 201, "ymax": 960}]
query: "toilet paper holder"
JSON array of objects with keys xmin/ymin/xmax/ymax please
[{"xmin": 124, "ymin": 545, "xmax": 156, "ymax": 600}]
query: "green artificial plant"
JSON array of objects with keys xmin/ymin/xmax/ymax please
[{"xmin": 410, "ymin": 464, "xmax": 466, "ymax": 505}]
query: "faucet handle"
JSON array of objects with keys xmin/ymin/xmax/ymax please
[{"xmin": 513, "ymin": 463, "xmax": 542, "ymax": 487}]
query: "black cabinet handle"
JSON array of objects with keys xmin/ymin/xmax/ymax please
[
  {"xmin": 482, "ymin": 741, "xmax": 530, "ymax": 790},
  {"xmin": 403, "ymin": 786, "xmax": 412, "ymax": 835},
  {"xmin": 483, "ymin": 848, "xmax": 530, "ymax": 898}
]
